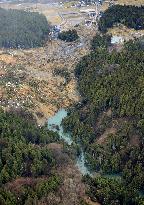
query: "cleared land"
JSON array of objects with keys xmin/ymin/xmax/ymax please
[
  {"xmin": 0, "ymin": 25, "xmax": 95, "ymax": 125},
  {"xmin": 0, "ymin": 1, "xmax": 144, "ymax": 126},
  {"xmin": 0, "ymin": 2, "xmax": 98, "ymax": 125}
]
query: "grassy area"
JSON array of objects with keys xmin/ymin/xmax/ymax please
[
  {"xmin": 108, "ymin": 25, "xmax": 144, "ymax": 39},
  {"xmin": 0, "ymin": 32, "xmax": 92, "ymax": 124},
  {"xmin": 115, "ymin": 0, "xmax": 144, "ymax": 6},
  {"xmin": 100, "ymin": 0, "xmax": 144, "ymax": 12},
  {"xmin": 63, "ymin": 1, "xmax": 79, "ymax": 8}
]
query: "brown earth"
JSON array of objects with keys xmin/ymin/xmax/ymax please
[
  {"xmin": 97, "ymin": 127, "xmax": 117, "ymax": 145},
  {"xmin": 84, "ymin": 197, "xmax": 101, "ymax": 205},
  {"xmin": 0, "ymin": 54, "xmax": 16, "ymax": 64},
  {"xmin": 0, "ymin": 24, "xmax": 95, "ymax": 125},
  {"xmin": 4, "ymin": 142, "xmax": 99, "ymax": 205}
]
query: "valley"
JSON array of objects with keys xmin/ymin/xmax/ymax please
[
  {"xmin": 0, "ymin": 28, "xmax": 94, "ymax": 125},
  {"xmin": 0, "ymin": 1, "xmax": 144, "ymax": 205},
  {"xmin": 0, "ymin": 1, "xmax": 99, "ymax": 125}
]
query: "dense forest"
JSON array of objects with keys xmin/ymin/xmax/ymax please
[
  {"xmin": 0, "ymin": 108, "xmax": 62, "ymax": 204},
  {"xmin": 1, "ymin": 2, "xmax": 144, "ymax": 205},
  {"xmin": 98, "ymin": 5, "xmax": 144, "ymax": 32},
  {"xmin": 62, "ymin": 35, "xmax": 144, "ymax": 204},
  {"xmin": 0, "ymin": 8, "xmax": 50, "ymax": 48},
  {"xmin": 58, "ymin": 29, "xmax": 79, "ymax": 42}
]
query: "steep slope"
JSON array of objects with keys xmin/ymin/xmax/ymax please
[
  {"xmin": 0, "ymin": 109, "xmax": 89, "ymax": 205},
  {"xmin": 62, "ymin": 35, "xmax": 144, "ymax": 204}
]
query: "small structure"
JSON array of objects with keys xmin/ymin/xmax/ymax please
[
  {"xmin": 85, "ymin": 19, "xmax": 92, "ymax": 27},
  {"xmin": 111, "ymin": 36, "xmax": 124, "ymax": 44},
  {"xmin": 80, "ymin": 9, "xmax": 96, "ymax": 18}
]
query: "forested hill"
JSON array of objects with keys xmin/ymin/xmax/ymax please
[
  {"xmin": 0, "ymin": 108, "xmax": 61, "ymax": 204},
  {"xmin": 98, "ymin": 5, "xmax": 144, "ymax": 32},
  {"xmin": 0, "ymin": 8, "xmax": 50, "ymax": 48},
  {"xmin": 62, "ymin": 35, "xmax": 144, "ymax": 204}
]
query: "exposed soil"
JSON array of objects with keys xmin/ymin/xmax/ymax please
[
  {"xmin": 0, "ymin": 33, "xmax": 93, "ymax": 125},
  {"xmin": 1, "ymin": 2, "xmax": 143, "ymax": 205},
  {"xmin": 4, "ymin": 142, "xmax": 98, "ymax": 205},
  {"xmin": 84, "ymin": 197, "xmax": 101, "ymax": 205},
  {"xmin": 108, "ymin": 25, "xmax": 144, "ymax": 42},
  {"xmin": 97, "ymin": 127, "xmax": 117, "ymax": 145}
]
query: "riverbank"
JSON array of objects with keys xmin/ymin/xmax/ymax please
[{"xmin": 47, "ymin": 108, "xmax": 101, "ymax": 205}]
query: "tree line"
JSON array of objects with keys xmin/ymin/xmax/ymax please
[
  {"xmin": 58, "ymin": 29, "xmax": 79, "ymax": 42},
  {"xmin": 0, "ymin": 8, "xmax": 50, "ymax": 48},
  {"xmin": 98, "ymin": 5, "xmax": 144, "ymax": 32},
  {"xmin": 62, "ymin": 34, "xmax": 144, "ymax": 204},
  {"xmin": 0, "ymin": 108, "xmax": 61, "ymax": 204}
]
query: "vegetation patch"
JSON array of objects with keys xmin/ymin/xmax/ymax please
[
  {"xmin": 0, "ymin": 8, "xmax": 50, "ymax": 48},
  {"xmin": 62, "ymin": 34, "xmax": 144, "ymax": 204},
  {"xmin": 98, "ymin": 5, "xmax": 144, "ymax": 32},
  {"xmin": 0, "ymin": 108, "xmax": 62, "ymax": 204},
  {"xmin": 58, "ymin": 29, "xmax": 79, "ymax": 42}
]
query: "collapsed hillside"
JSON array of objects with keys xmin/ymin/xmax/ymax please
[
  {"xmin": 1, "ymin": 2, "xmax": 144, "ymax": 205},
  {"xmin": 0, "ymin": 25, "xmax": 95, "ymax": 125}
]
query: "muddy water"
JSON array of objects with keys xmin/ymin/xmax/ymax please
[
  {"xmin": 47, "ymin": 108, "xmax": 90, "ymax": 175},
  {"xmin": 47, "ymin": 109, "xmax": 124, "ymax": 179}
]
